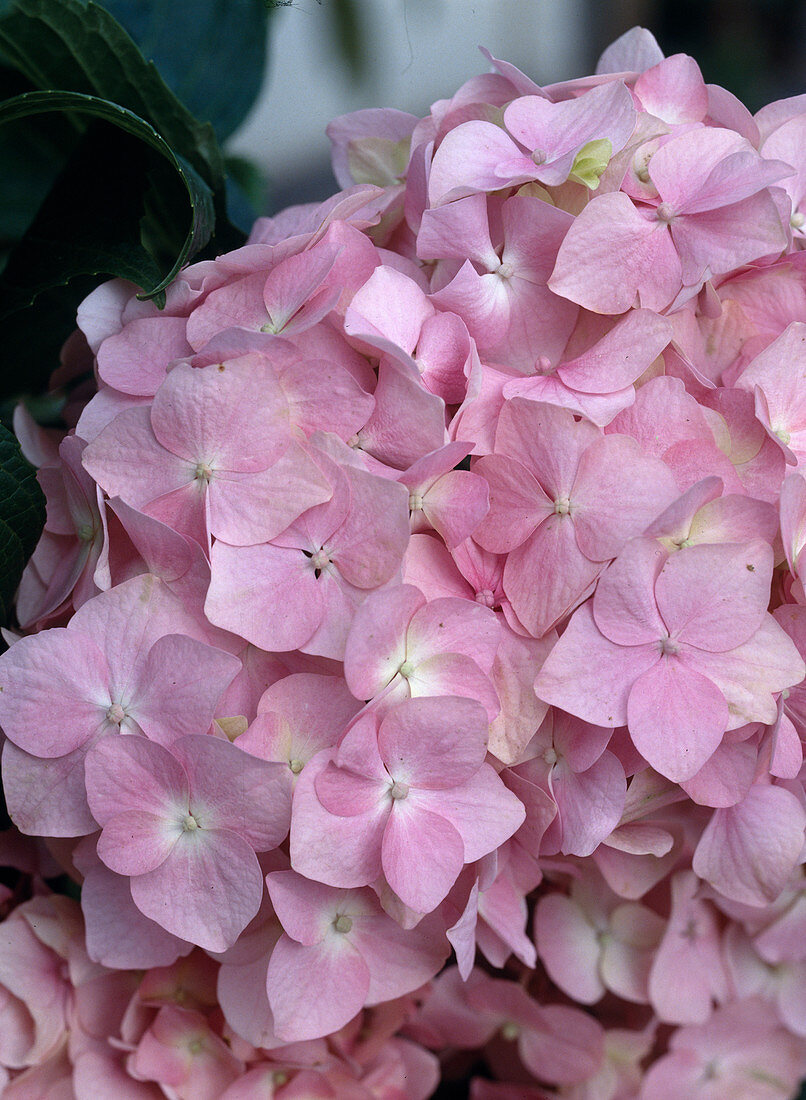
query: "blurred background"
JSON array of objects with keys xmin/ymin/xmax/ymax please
[{"xmin": 226, "ymin": 0, "xmax": 806, "ymax": 215}]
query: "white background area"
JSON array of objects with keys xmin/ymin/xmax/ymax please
[{"xmin": 228, "ymin": 0, "xmax": 588, "ymax": 188}]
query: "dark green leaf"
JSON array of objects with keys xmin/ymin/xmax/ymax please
[
  {"xmin": 0, "ymin": 423, "xmax": 45, "ymax": 625},
  {"xmin": 0, "ymin": 66, "xmax": 77, "ymax": 271},
  {"xmin": 97, "ymin": 0, "xmax": 272, "ymax": 142},
  {"xmin": 0, "ymin": 115, "xmax": 194, "ymax": 399},
  {"xmin": 0, "ymin": 90, "xmax": 215, "ymax": 305},
  {"xmin": 0, "ymin": 0, "xmax": 225, "ymax": 193}
]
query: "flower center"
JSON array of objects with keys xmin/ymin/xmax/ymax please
[
  {"xmin": 77, "ymin": 523, "xmax": 95, "ymax": 542},
  {"xmin": 475, "ymin": 589, "xmax": 495, "ymax": 608},
  {"xmin": 389, "ymin": 780, "xmax": 409, "ymax": 801},
  {"xmin": 543, "ymin": 747, "xmax": 558, "ymax": 766},
  {"xmin": 182, "ymin": 814, "xmax": 200, "ymax": 832},
  {"xmin": 791, "ymin": 211, "xmax": 805, "ymax": 229},
  {"xmin": 659, "ymin": 635, "xmax": 678, "ymax": 656},
  {"xmin": 535, "ymin": 355, "xmax": 554, "ymax": 375},
  {"xmin": 310, "ymin": 549, "xmax": 330, "ymax": 571},
  {"xmin": 398, "ymin": 659, "xmax": 415, "ymax": 679},
  {"xmin": 333, "ymin": 914, "xmax": 353, "ymax": 933},
  {"xmin": 531, "ymin": 148, "xmax": 547, "ymax": 166},
  {"xmin": 409, "ymin": 492, "xmax": 423, "ymax": 512},
  {"xmin": 501, "ymin": 1021, "xmax": 520, "ymax": 1041},
  {"xmin": 289, "ymin": 758, "xmax": 304, "ymax": 774},
  {"xmin": 553, "ymin": 496, "xmax": 571, "ymax": 516},
  {"xmin": 194, "ymin": 462, "xmax": 213, "ymax": 483},
  {"xmin": 656, "ymin": 202, "xmax": 675, "ymax": 223},
  {"xmin": 105, "ymin": 703, "xmax": 126, "ymax": 724},
  {"xmin": 496, "ymin": 262, "xmax": 514, "ymax": 279}
]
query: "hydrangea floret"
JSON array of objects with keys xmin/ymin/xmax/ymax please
[{"xmin": 1, "ymin": 24, "xmax": 806, "ymax": 1097}]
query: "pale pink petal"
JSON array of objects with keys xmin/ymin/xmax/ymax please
[
  {"xmin": 571, "ymin": 436, "xmax": 678, "ymax": 561},
  {"xmin": 654, "ymin": 540, "xmax": 773, "ymax": 652},
  {"xmin": 627, "ymin": 657, "xmax": 728, "ymax": 782},
  {"xmin": 472, "ymin": 455, "xmax": 552, "ymax": 554},
  {"xmin": 548, "ymin": 192, "xmax": 682, "ymax": 313},
  {"xmin": 290, "ymin": 753, "xmax": 386, "ymax": 887},
  {"xmin": 692, "ymin": 785, "xmax": 806, "ymax": 906},
  {"xmin": 536, "ymin": 602, "xmax": 659, "ymax": 728},
  {"xmin": 96, "ymin": 810, "xmax": 180, "ymax": 875},
  {"xmin": 503, "ymin": 516, "xmax": 602, "ymax": 638},
  {"xmin": 131, "ymin": 829, "xmax": 264, "ymax": 951},
  {"xmin": 84, "ymin": 736, "xmax": 187, "ymax": 825},
  {"xmin": 381, "ymin": 802, "xmax": 465, "ymax": 912},
  {"xmin": 1, "ymin": 740, "xmax": 99, "ymax": 837},
  {"xmin": 0, "ymin": 629, "xmax": 108, "ymax": 757},
  {"xmin": 378, "ymin": 695, "xmax": 488, "ymax": 788},
  {"xmin": 415, "ymin": 766, "xmax": 526, "ymax": 861},
  {"xmin": 206, "ymin": 542, "xmax": 322, "ymax": 652},
  {"xmin": 592, "ymin": 538, "xmax": 668, "ymax": 646},
  {"xmin": 534, "ymin": 893, "xmax": 604, "ymax": 1003},
  {"xmin": 267, "ymin": 932, "xmax": 369, "ymax": 1042},
  {"xmin": 343, "ymin": 584, "xmax": 425, "ymax": 700}
]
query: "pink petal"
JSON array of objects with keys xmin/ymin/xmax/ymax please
[
  {"xmin": 571, "ymin": 436, "xmax": 678, "ymax": 561},
  {"xmin": 654, "ymin": 540, "xmax": 773, "ymax": 651},
  {"xmin": 472, "ymin": 455, "xmax": 552, "ymax": 554},
  {"xmin": 130, "ymin": 829, "xmax": 264, "ymax": 951},
  {"xmin": 84, "ymin": 735, "xmax": 188, "ymax": 825},
  {"xmin": 381, "ymin": 802, "xmax": 465, "ymax": 912},
  {"xmin": 416, "ymin": 765, "xmax": 526, "ymax": 861},
  {"xmin": 265, "ymin": 870, "xmax": 341, "ymax": 945},
  {"xmin": 96, "ymin": 810, "xmax": 180, "ymax": 875},
  {"xmin": 2, "ymin": 740, "xmax": 99, "ymax": 837},
  {"xmin": 290, "ymin": 753, "xmax": 385, "ymax": 888},
  {"xmin": 503, "ymin": 515, "xmax": 602, "ymax": 638},
  {"xmin": 534, "ymin": 894, "xmax": 604, "ymax": 1003},
  {"xmin": 206, "ymin": 542, "xmax": 322, "ymax": 652},
  {"xmin": 536, "ymin": 602, "xmax": 659, "ymax": 727},
  {"xmin": 267, "ymin": 932, "xmax": 369, "ymax": 1042},
  {"xmin": 171, "ymin": 735, "xmax": 292, "ymax": 851},
  {"xmin": 343, "ymin": 584, "xmax": 424, "ymax": 700},
  {"xmin": 627, "ymin": 657, "xmax": 728, "ymax": 782},
  {"xmin": 548, "ymin": 192, "xmax": 682, "ymax": 313},
  {"xmin": 377, "ymin": 695, "xmax": 489, "ymax": 789},
  {"xmin": 692, "ymin": 785, "xmax": 806, "ymax": 906},
  {"xmin": 592, "ymin": 538, "xmax": 668, "ymax": 646},
  {"xmin": 127, "ymin": 634, "xmax": 240, "ymax": 747},
  {"xmin": 0, "ymin": 629, "xmax": 108, "ymax": 757}
]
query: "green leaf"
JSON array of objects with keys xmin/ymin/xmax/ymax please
[
  {"xmin": 97, "ymin": 0, "xmax": 272, "ymax": 142},
  {"xmin": 0, "ymin": 423, "xmax": 45, "ymax": 626},
  {"xmin": 0, "ymin": 0, "xmax": 225, "ymax": 194},
  {"xmin": 0, "ymin": 90, "xmax": 215, "ymax": 305},
  {"xmin": 0, "ymin": 0, "xmax": 249, "ymax": 401}
]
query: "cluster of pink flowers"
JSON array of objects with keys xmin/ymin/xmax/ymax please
[{"xmin": 2, "ymin": 24, "xmax": 806, "ymax": 1097}]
